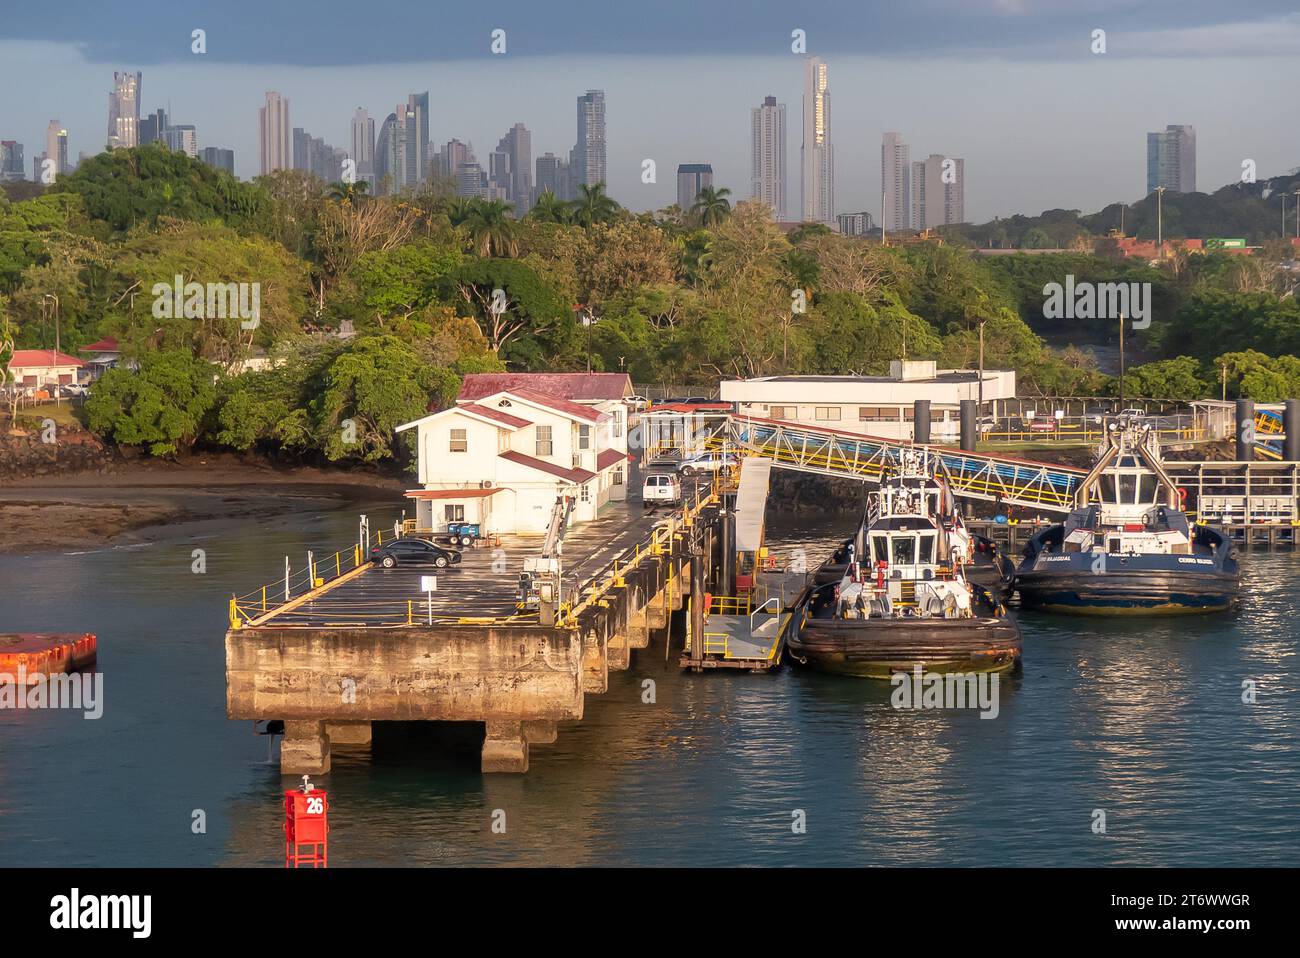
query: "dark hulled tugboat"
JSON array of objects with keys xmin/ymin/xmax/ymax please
[
  {"xmin": 790, "ymin": 449, "xmax": 1022, "ymax": 678},
  {"xmin": 1015, "ymin": 421, "xmax": 1239, "ymax": 615}
]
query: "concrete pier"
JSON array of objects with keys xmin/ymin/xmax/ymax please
[{"xmin": 227, "ymin": 496, "xmax": 718, "ymax": 774}]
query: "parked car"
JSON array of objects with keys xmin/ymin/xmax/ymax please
[
  {"xmin": 679, "ymin": 451, "xmax": 738, "ymax": 475},
  {"xmin": 61, "ymin": 383, "xmax": 88, "ymax": 398},
  {"xmin": 1027, "ymin": 417, "xmax": 1058, "ymax": 432},
  {"xmin": 370, "ymin": 538, "xmax": 462, "ymax": 569},
  {"xmin": 641, "ymin": 472, "xmax": 681, "ymax": 508}
]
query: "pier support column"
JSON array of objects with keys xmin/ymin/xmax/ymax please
[
  {"xmin": 581, "ymin": 630, "xmax": 608, "ymax": 694},
  {"xmin": 522, "ymin": 719, "xmax": 557, "ymax": 745},
  {"xmin": 960, "ymin": 399, "xmax": 977, "ymax": 452},
  {"xmin": 281, "ymin": 720, "xmax": 330, "ymax": 775},
  {"xmin": 913, "ymin": 400, "xmax": 931, "ymax": 444},
  {"xmin": 325, "ymin": 720, "xmax": 372, "ymax": 746},
  {"xmin": 482, "ymin": 721, "xmax": 528, "ymax": 773},
  {"xmin": 626, "ymin": 609, "xmax": 651, "ymax": 648},
  {"xmin": 1236, "ymin": 399, "xmax": 1256, "ymax": 461},
  {"xmin": 608, "ymin": 632, "xmax": 631, "ymax": 670}
]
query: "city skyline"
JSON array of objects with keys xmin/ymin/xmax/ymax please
[{"xmin": 2, "ymin": 30, "xmax": 1297, "ymax": 221}]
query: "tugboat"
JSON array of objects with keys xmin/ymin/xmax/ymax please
[
  {"xmin": 790, "ymin": 449, "xmax": 1022, "ymax": 678},
  {"xmin": 1015, "ymin": 421, "xmax": 1239, "ymax": 614}
]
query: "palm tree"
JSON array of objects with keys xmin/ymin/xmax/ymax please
[
  {"xmin": 462, "ymin": 198, "xmax": 519, "ymax": 257},
  {"xmin": 528, "ymin": 190, "xmax": 571, "ymax": 225},
  {"xmin": 571, "ymin": 182, "xmax": 620, "ymax": 228},
  {"xmin": 691, "ymin": 186, "xmax": 732, "ymax": 228},
  {"xmin": 327, "ymin": 179, "xmax": 370, "ymax": 203}
]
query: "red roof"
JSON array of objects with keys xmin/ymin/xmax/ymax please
[
  {"xmin": 7, "ymin": 350, "xmax": 86, "ymax": 368},
  {"xmin": 404, "ymin": 488, "xmax": 502, "ymax": 499},
  {"xmin": 596, "ymin": 449, "xmax": 631, "ymax": 471},
  {"xmin": 457, "ymin": 402, "xmax": 533, "ymax": 428},
  {"xmin": 80, "ymin": 337, "xmax": 119, "ymax": 353},
  {"xmin": 498, "ymin": 450, "xmax": 596, "ymax": 483},
  {"xmin": 504, "ymin": 387, "xmax": 606, "ymax": 423},
  {"xmin": 459, "ymin": 372, "xmax": 631, "ymax": 402}
]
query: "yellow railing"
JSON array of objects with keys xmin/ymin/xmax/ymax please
[{"xmin": 708, "ymin": 595, "xmax": 753, "ymax": 615}]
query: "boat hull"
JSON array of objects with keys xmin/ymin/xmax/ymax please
[
  {"xmin": 1015, "ymin": 567, "xmax": 1238, "ymax": 615},
  {"xmin": 789, "ymin": 613, "xmax": 1022, "ymax": 679}
]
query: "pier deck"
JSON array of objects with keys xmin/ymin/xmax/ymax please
[{"xmin": 250, "ymin": 502, "xmax": 667, "ymax": 627}]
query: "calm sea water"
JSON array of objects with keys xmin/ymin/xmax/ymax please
[{"xmin": 0, "ymin": 497, "xmax": 1296, "ymax": 867}]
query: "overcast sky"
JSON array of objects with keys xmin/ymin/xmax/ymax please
[{"xmin": 4, "ymin": 0, "xmax": 1298, "ymax": 221}]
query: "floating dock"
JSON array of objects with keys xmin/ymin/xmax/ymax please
[{"xmin": 0, "ymin": 633, "xmax": 97, "ymax": 683}]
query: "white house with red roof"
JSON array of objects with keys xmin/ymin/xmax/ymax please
[
  {"xmin": 395, "ymin": 372, "xmax": 635, "ymax": 535},
  {"xmin": 5, "ymin": 349, "xmax": 86, "ymax": 394}
]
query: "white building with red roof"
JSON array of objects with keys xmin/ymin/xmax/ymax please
[
  {"xmin": 5, "ymin": 349, "xmax": 86, "ymax": 394},
  {"xmin": 395, "ymin": 373, "xmax": 634, "ymax": 535}
]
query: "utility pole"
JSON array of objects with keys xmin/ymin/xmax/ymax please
[
  {"xmin": 977, "ymin": 316, "xmax": 986, "ymax": 421},
  {"xmin": 1293, "ymin": 189, "xmax": 1300, "ymax": 239},
  {"xmin": 1156, "ymin": 186, "xmax": 1165, "ymax": 259}
]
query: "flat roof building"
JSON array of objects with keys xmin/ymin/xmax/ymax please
[{"xmin": 720, "ymin": 360, "xmax": 1015, "ymax": 442}]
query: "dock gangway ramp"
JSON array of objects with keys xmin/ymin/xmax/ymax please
[
  {"xmin": 724, "ymin": 416, "xmax": 1086, "ymax": 514},
  {"xmin": 734, "ymin": 456, "xmax": 774, "ymax": 553}
]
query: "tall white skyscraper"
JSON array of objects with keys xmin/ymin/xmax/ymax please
[
  {"xmin": 46, "ymin": 120, "xmax": 68, "ymax": 177},
  {"xmin": 572, "ymin": 90, "xmax": 606, "ymax": 188},
  {"xmin": 1146, "ymin": 124, "xmax": 1196, "ymax": 194},
  {"xmin": 350, "ymin": 108, "xmax": 375, "ymax": 191},
  {"xmin": 107, "ymin": 71, "xmax": 141, "ymax": 149},
  {"xmin": 751, "ymin": 95, "xmax": 787, "ymax": 221},
  {"xmin": 801, "ymin": 57, "xmax": 833, "ymax": 223},
  {"xmin": 882, "ymin": 132, "xmax": 911, "ymax": 232},
  {"xmin": 165, "ymin": 125, "xmax": 198, "ymax": 158},
  {"xmin": 259, "ymin": 92, "xmax": 291, "ymax": 175},
  {"xmin": 911, "ymin": 154, "xmax": 965, "ymax": 229}
]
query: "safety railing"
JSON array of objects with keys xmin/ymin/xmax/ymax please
[{"xmin": 227, "ymin": 525, "xmax": 409, "ymax": 630}]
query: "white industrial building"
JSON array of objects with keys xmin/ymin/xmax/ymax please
[
  {"xmin": 396, "ymin": 373, "xmax": 633, "ymax": 535},
  {"xmin": 720, "ymin": 361, "xmax": 1015, "ymax": 441}
]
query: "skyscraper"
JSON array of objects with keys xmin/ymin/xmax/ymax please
[
  {"xmin": 107, "ymin": 71, "xmax": 141, "ymax": 149},
  {"xmin": 199, "ymin": 147, "xmax": 235, "ymax": 174},
  {"xmin": 1146, "ymin": 124, "xmax": 1196, "ymax": 194},
  {"xmin": 572, "ymin": 90, "xmax": 606, "ymax": 188},
  {"xmin": 801, "ymin": 56, "xmax": 833, "ymax": 223},
  {"xmin": 0, "ymin": 141, "xmax": 24, "ymax": 181},
  {"xmin": 535, "ymin": 152, "xmax": 572, "ymax": 202},
  {"xmin": 46, "ymin": 121, "xmax": 68, "ymax": 178},
  {"xmin": 911, "ymin": 154, "xmax": 964, "ymax": 229},
  {"xmin": 375, "ymin": 113, "xmax": 398, "ymax": 193},
  {"xmin": 751, "ymin": 95, "xmax": 787, "ymax": 220},
  {"xmin": 259, "ymin": 92, "xmax": 291, "ymax": 175},
  {"xmin": 492, "ymin": 123, "xmax": 532, "ymax": 211},
  {"xmin": 881, "ymin": 132, "xmax": 911, "ymax": 232},
  {"xmin": 349, "ymin": 108, "xmax": 375, "ymax": 191},
  {"xmin": 434, "ymin": 139, "xmax": 475, "ymax": 181},
  {"xmin": 677, "ymin": 164, "xmax": 713, "ymax": 213},
  {"xmin": 139, "ymin": 108, "xmax": 168, "ymax": 145},
  {"xmin": 165, "ymin": 125, "xmax": 198, "ymax": 158},
  {"xmin": 406, "ymin": 92, "xmax": 429, "ymax": 185}
]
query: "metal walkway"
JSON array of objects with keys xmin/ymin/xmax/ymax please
[{"xmin": 723, "ymin": 415, "xmax": 1086, "ymax": 514}]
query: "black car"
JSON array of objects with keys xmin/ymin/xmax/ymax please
[{"xmin": 369, "ymin": 538, "xmax": 462, "ymax": 569}]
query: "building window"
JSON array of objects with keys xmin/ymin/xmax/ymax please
[
  {"xmin": 498, "ymin": 430, "xmax": 509, "ymax": 452},
  {"xmin": 449, "ymin": 428, "xmax": 467, "ymax": 452},
  {"xmin": 771, "ymin": 405, "xmax": 797, "ymax": 420},
  {"xmin": 578, "ymin": 424, "xmax": 591, "ymax": 450},
  {"xmin": 815, "ymin": 406, "xmax": 841, "ymax": 421},
  {"xmin": 858, "ymin": 406, "xmax": 898, "ymax": 422},
  {"xmin": 444, "ymin": 504, "xmax": 465, "ymax": 522},
  {"xmin": 535, "ymin": 425, "xmax": 553, "ymax": 456},
  {"xmin": 580, "ymin": 483, "xmax": 591, "ymax": 503},
  {"xmin": 612, "ymin": 408, "xmax": 623, "ymax": 438},
  {"xmin": 613, "ymin": 468, "xmax": 624, "ymax": 486}
]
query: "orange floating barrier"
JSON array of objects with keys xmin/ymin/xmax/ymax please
[{"xmin": 0, "ymin": 633, "xmax": 97, "ymax": 684}]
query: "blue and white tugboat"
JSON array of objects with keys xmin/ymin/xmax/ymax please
[{"xmin": 1015, "ymin": 421, "xmax": 1239, "ymax": 615}]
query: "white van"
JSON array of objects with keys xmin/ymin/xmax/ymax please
[{"xmin": 642, "ymin": 473, "xmax": 681, "ymax": 508}]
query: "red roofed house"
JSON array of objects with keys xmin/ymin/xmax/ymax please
[
  {"xmin": 5, "ymin": 350, "xmax": 86, "ymax": 395},
  {"xmin": 395, "ymin": 373, "xmax": 634, "ymax": 535}
]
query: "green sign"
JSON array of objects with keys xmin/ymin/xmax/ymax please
[{"xmin": 1205, "ymin": 237, "xmax": 1247, "ymax": 249}]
